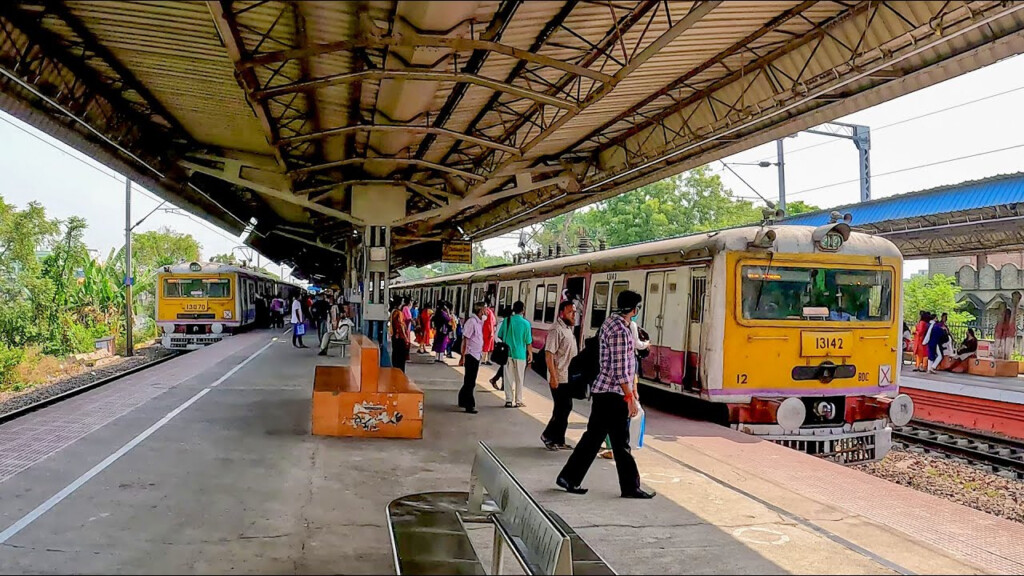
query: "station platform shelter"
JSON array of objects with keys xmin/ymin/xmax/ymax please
[{"xmin": 0, "ymin": 329, "xmax": 1022, "ymax": 574}]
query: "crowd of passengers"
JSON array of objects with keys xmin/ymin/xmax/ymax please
[{"xmin": 903, "ymin": 311, "xmax": 978, "ymax": 374}]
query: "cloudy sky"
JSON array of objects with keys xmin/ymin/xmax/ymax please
[{"xmin": 3, "ymin": 53, "xmax": 1024, "ymax": 280}]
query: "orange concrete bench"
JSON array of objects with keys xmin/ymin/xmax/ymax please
[
  {"xmin": 966, "ymin": 357, "xmax": 1019, "ymax": 378},
  {"xmin": 312, "ymin": 335, "xmax": 423, "ymax": 439}
]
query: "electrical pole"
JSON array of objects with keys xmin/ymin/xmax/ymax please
[
  {"xmin": 776, "ymin": 139, "xmax": 787, "ymax": 213},
  {"xmin": 124, "ymin": 178, "xmax": 134, "ymax": 357}
]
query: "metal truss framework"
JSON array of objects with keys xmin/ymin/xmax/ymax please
[{"xmin": 2, "ymin": 1, "xmax": 1024, "ymax": 276}]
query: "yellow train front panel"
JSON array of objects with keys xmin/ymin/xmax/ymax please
[
  {"xmin": 719, "ymin": 251, "xmax": 902, "ymax": 400},
  {"xmin": 156, "ymin": 273, "xmax": 238, "ymax": 327}
]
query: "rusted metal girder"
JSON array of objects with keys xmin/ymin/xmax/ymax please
[
  {"xmin": 278, "ymin": 123, "xmax": 520, "ymax": 155},
  {"xmin": 253, "ymin": 69, "xmax": 579, "ymax": 111},
  {"xmin": 207, "ymin": 1, "xmax": 287, "ymax": 169},
  {"xmin": 293, "ymin": 157, "xmax": 486, "ymax": 182}
]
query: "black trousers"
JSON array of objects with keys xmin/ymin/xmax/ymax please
[
  {"xmin": 542, "ymin": 383, "xmax": 574, "ymax": 444},
  {"xmin": 392, "ymin": 339, "xmax": 409, "ymax": 373},
  {"xmin": 459, "ymin": 354, "xmax": 479, "ymax": 409},
  {"xmin": 558, "ymin": 392, "xmax": 640, "ymax": 494}
]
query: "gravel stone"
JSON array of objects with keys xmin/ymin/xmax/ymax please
[
  {"xmin": 0, "ymin": 346, "xmax": 176, "ymax": 418},
  {"xmin": 857, "ymin": 448, "xmax": 1024, "ymax": 523}
]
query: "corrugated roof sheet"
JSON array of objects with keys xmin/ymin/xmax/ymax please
[{"xmin": 781, "ymin": 172, "xmax": 1024, "ymax": 228}]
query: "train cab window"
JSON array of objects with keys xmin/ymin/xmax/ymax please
[
  {"xmin": 534, "ymin": 285, "xmax": 545, "ymax": 321},
  {"xmin": 591, "ymin": 282, "xmax": 609, "ymax": 328},
  {"xmin": 690, "ymin": 276, "xmax": 706, "ymax": 323},
  {"xmin": 544, "ymin": 284, "xmax": 557, "ymax": 323},
  {"xmin": 740, "ymin": 265, "xmax": 892, "ymax": 322},
  {"xmin": 164, "ymin": 278, "xmax": 230, "ymax": 298}
]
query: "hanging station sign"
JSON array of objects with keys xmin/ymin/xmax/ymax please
[{"xmin": 442, "ymin": 241, "xmax": 473, "ymax": 264}]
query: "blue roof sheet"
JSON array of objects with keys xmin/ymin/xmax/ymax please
[{"xmin": 780, "ymin": 172, "xmax": 1024, "ymax": 227}]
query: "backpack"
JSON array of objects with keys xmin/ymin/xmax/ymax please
[
  {"xmin": 491, "ymin": 342, "xmax": 510, "ymax": 366},
  {"xmin": 567, "ymin": 333, "xmax": 601, "ymax": 400}
]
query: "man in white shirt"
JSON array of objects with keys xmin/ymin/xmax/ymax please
[
  {"xmin": 291, "ymin": 294, "xmax": 307, "ymax": 348},
  {"xmin": 458, "ymin": 302, "xmax": 486, "ymax": 414},
  {"xmin": 543, "ymin": 301, "xmax": 579, "ymax": 450}
]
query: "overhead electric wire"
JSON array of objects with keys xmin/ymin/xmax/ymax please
[
  {"xmin": 786, "ymin": 142, "xmax": 1024, "ymax": 198},
  {"xmin": 750, "ymin": 83, "xmax": 1024, "ymax": 163},
  {"xmin": 0, "ymin": 112, "xmax": 242, "ymax": 244}
]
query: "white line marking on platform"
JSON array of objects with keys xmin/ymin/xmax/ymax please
[{"xmin": 0, "ymin": 337, "xmax": 276, "ymax": 544}]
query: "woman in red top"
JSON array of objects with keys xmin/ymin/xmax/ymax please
[
  {"xmin": 912, "ymin": 311, "xmax": 930, "ymax": 372},
  {"xmin": 482, "ymin": 303, "xmax": 497, "ymax": 365}
]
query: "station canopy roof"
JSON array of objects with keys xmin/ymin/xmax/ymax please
[
  {"xmin": 782, "ymin": 172, "xmax": 1024, "ymax": 258},
  {"xmin": 2, "ymin": 1, "xmax": 1024, "ymax": 279}
]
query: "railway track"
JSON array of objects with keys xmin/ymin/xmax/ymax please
[
  {"xmin": 893, "ymin": 421, "xmax": 1024, "ymax": 480},
  {"xmin": 0, "ymin": 351, "xmax": 181, "ymax": 426}
]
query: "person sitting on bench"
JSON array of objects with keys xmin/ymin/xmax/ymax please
[{"xmin": 318, "ymin": 303, "xmax": 355, "ymax": 357}]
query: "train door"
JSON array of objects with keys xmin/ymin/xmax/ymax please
[
  {"xmin": 564, "ymin": 274, "xmax": 589, "ymax": 345},
  {"xmin": 683, "ymin": 267, "xmax": 707, "ymax": 390},
  {"xmin": 485, "ymin": 282, "xmax": 498, "ymax": 306},
  {"xmin": 642, "ymin": 271, "xmax": 667, "ymax": 381}
]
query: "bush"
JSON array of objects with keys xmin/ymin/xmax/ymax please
[{"xmin": 0, "ymin": 344, "xmax": 25, "ymax": 389}]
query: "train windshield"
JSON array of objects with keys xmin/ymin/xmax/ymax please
[
  {"xmin": 163, "ymin": 277, "xmax": 231, "ymax": 299},
  {"xmin": 741, "ymin": 265, "xmax": 892, "ymax": 322}
]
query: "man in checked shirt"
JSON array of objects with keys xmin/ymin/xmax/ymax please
[{"xmin": 556, "ymin": 289, "xmax": 655, "ymax": 499}]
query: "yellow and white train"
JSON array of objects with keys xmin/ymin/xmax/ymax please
[
  {"xmin": 155, "ymin": 262, "xmax": 298, "ymax": 350},
  {"xmin": 394, "ymin": 218, "xmax": 914, "ymax": 463}
]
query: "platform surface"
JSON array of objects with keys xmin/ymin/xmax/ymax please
[
  {"xmin": 0, "ymin": 331, "xmax": 1019, "ymax": 574},
  {"xmin": 900, "ymin": 366, "xmax": 1024, "ymax": 405}
]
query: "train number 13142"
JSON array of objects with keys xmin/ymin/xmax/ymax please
[{"xmin": 815, "ymin": 337, "xmax": 844, "ymax": 350}]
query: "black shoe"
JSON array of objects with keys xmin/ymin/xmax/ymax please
[
  {"xmin": 504, "ymin": 402, "xmax": 513, "ymax": 408},
  {"xmin": 556, "ymin": 477, "xmax": 588, "ymax": 495},
  {"xmin": 317, "ymin": 351, "xmax": 327, "ymax": 356},
  {"xmin": 621, "ymin": 489, "xmax": 656, "ymax": 499},
  {"xmin": 490, "ymin": 378, "xmax": 500, "ymax": 390},
  {"xmin": 541, "ymin": 436, "xmax": 558, "ymax": 451},
  {"xmin": 465, "ymin": 408, "xmax": 478, "ymax": 414}
]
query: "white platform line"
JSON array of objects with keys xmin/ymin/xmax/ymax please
[{"xmin": 0, "ymin": 337, "xmax": 276, "ymax": 544}]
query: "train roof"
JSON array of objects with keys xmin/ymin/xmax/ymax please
[
  {"xmin": 159, "ymin": 262, "xmax": 298, "ymax": 285},
  {"xmin": 394, "ymin": 225, "xmax": 901, "ymax": 288}
]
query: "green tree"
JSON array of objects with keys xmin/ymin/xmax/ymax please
[
  {"xmin": 209, "ymin": 253, "xmax": 237, "ymax": 265},
  {"xmin": 130, "ymin": 227, "xmax": 202, "ymax": 271},
  {"xmin": 785, "ymin": 200, "xmax": 820, "ymax": 216},
  {"xmin": 903, "ymin": 273, "xmax": 974, "ymax": 325}
]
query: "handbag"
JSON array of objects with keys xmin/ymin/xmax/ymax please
[
  {"xmin": 491, "ymin": 342, "xmax": 510, "ymax": 366},
  {"xmin": 294, "ymin": 322, "xmax": 306, "ymax": 336}
]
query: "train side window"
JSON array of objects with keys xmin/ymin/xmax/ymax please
[
  {"xmin": 505, "ymin": 284, "xmax": 513, "ymax": 315},
  {"xmin": 534, "ymin": 284, "xmax": 545, "ymax": 321},
  {"xmin": 519, "ymin": 281, "xmax": 530, "ymax": 307},
  {"xmin": 544, "ymin": 284, "xmax": 557, "ymax": 323},
  {"xmin": 498, "ymin": 286, "xmax": 506, "ymax": 308},
  {"xmin": 690, "ymin": 276, "xmax": 706, "ymax": 322},
  {"xmin": 591, "ymin": 282, "xmax": 609, "ymax": 328},
  {"xmin": 610, "ymin": 281, "xmax": 630, "ymax": 312}
]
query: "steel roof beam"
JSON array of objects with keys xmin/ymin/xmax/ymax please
[
  {"xmin": 237, "ymin": 31, "xmax": 612, "ymax": 85},
  {"xmin": 410, "ymin": 0, "xmax": 519, "ymax": 168},
  {"xmin": 207, "ymin": 1, "xmax": 286, "ymax": 169},
  {"xmin": 277, "ymin": 123, "xmax": 519, "ymax": 155},
  {"xmin": 254, "ymin": 69, "xmax": 578, "ymax": 111},
  {"xmin": 292, "ymin": 157, "xmax": 486, "ymax": 182}
]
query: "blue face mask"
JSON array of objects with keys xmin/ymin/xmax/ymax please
[{"xmin": 631, "ymin": 314, "xmax": 639, "ymax": 323}]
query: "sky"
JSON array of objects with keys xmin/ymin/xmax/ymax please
[{"xmin": 3, "ymin": 53, "xmax": 1024, "ymax": 280}]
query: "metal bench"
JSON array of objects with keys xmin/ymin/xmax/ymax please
[{"xmin": 387, "ymin": 442, "xmax": 614, "ymax": 575}]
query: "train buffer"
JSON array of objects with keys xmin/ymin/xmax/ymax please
[
  {"xmin": 387, "ymin": 441, "xmax": 614, "ymax": 575},
  {"xmin": 311, "ymin": 334, "xmax": 423, "ymax": 438}
]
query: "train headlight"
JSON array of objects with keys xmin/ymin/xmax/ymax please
[
  {"xmin": 889, "ymin": 394, "xmax": 914, "ymax": 427},
  {"xmin": 777, "ymin": 397, "xmax": 806, "ymax": 432},
  {"xmin": 211, "ymin": 323, "xmax": 224, "ymax": 334}
]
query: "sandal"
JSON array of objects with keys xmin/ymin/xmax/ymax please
[{"xmin": 504, "ymin": 402, "xmax": 513, "ymax": 408}]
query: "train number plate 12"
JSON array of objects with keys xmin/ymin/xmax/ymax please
[{"xmin": 801, "ymin": 332, "xmax": 853, "ymax": 357}]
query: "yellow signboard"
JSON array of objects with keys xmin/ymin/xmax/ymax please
[{"xmin": 442, "ymin": 241, "xmax": 473, "ymax": 264}]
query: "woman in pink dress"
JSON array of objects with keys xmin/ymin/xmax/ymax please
[{"xmin": 482, "ymin": 302, "xmax": 497, "ymax": 365}]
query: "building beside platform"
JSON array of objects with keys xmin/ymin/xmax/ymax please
[{"xmin": 930, "ymin": 252, "xmax": 1024, "ymax": 339}]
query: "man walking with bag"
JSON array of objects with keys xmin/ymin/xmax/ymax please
[
  {"xmin": 542, "ymin": 300, "xmax": 578, "ymax": 451},
  {"xmin": 556, "ymin": 290, "xmax": 654, "ymax": 499}
]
